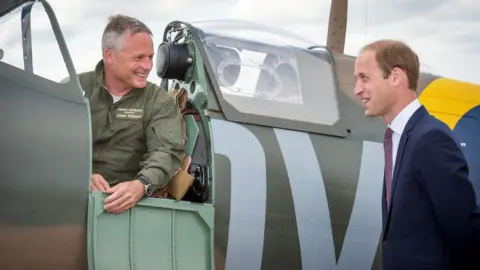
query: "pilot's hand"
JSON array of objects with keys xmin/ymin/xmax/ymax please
[
  {"xmin": 90, "ymin": 174, "xmax": 110, "ymax": 192},
  {"xmin": 103, "ymin": 180, "xmax": 144, "ymax": 214}
]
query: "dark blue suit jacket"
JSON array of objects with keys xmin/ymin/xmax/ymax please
[{"xmin": 381, "ymin": 105, "xmax": 478, "ymax": 270}]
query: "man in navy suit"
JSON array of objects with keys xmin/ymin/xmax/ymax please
[{"xmin": 354, "ymin": 39, "xmax": 478, "ymax": 269}]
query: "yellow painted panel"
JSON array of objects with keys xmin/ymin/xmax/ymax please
[{"xmin": 418, "ymin": 78, "xmax": 480, "ymax": 129}]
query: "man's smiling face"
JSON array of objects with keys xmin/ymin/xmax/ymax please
[
  {"xmin": 354, "ymin": 49, "xmax": 395, "ymax": 118},
  {"xmin": 108, "ymin": 30, "xmax": 154, "ymax": 89}
]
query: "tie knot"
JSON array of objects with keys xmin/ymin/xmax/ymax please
[{"xmin": 384, "ymin": 127, "xmax": 393, "ymax": 141}]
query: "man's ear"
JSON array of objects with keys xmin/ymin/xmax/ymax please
[
  {"xmin": 104, "ymin": 49, "xmax": 113, "ymax": 64},
  {"xmin": 390, "ymin": 67, "xmax": 403, "ymax": 87}
]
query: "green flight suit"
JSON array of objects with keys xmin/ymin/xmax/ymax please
[{"xmin": 78, "ymin": 60, "xmax": 185, "ymax": 189}]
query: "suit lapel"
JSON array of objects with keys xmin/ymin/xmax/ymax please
[
  {"xmin": 390, "ymin": 133, "xmax": 409, "ymax": 203},
  {"xmin": 382, "ymin": 173, "xmax": 387, "ymax": 228},
  {"xmin": 383, "ymin": 105, "xmax": 427, "ymax": 238}
]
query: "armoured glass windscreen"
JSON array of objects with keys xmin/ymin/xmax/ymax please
[{"xmin": 193, "ymin": 20, "xmax": 340, "ymax": 126}]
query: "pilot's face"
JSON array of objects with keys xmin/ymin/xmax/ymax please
[
  {"xmin": 107, "ymin": 31, "xmax": 154, "ymax": 89},
  {"xmin": 354, "ymin": 49, "xmax": 394, "ymax": 118}
]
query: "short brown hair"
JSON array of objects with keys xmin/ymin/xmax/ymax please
[
  {"xmin": 361, "ymin": 39, "xmax": 419, "ymax": 91},
  {"xmin": 101, "ymin": 15, "xmax": 152, "ymax": 52}
]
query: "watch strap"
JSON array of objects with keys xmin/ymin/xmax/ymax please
[{"xmin": 138, "ymin": 176, "xmax": 151, "ymax": 186}]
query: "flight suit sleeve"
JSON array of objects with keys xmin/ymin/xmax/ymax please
[{"xmin": 136, "ymin": 95, "xmax": 185, "ymax": 189}]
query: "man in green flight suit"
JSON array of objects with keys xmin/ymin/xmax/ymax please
[{"xmin": 78, "ymin": 14, "xmax": 185, "ymax": 214}]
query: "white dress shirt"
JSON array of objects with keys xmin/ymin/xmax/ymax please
[{"xmin": 388, "ymin": 99, "xmax": 421, "ymax": 179}]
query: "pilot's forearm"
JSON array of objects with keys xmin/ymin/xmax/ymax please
[
  {"xmin": 136, "ymin": 150, "xmax": 183, "ymax": 188},
  {"xmin": 137, "ymin": 97, "xmax": 185, "ymax": 187}
]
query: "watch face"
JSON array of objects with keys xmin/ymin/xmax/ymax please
[{"xmin": 145, "ymin": 185, "xmax": 154, "ymax": 196}]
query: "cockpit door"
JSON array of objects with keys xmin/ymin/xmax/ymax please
[{"xmin": 0, "ymin": 1, "xmax": 91, "ymax": 269}]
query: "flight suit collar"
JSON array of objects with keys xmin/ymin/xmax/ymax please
[
  {"xmin": 93, "ymin": 60, "xmax": 143, "ymax": 99},
  {"xmin": 93, "ymin": 60, "xmax": 107, "ymax": 88}
]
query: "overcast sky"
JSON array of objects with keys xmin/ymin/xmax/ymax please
[{"xmin": 0, "ymin": 0, "xmax": 479, "ymax": 85}]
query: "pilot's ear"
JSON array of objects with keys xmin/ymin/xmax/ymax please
[{"xmin": 104, "ymin": 49, "xmax": 113, "ymax": 64}]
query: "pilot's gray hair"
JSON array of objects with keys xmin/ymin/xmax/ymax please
[{"xmin": 101, "ymin": 14, "xmax": 152, "ymax": 53}]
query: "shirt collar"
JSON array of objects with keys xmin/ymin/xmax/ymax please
[{"xmin": 388, "ymin": 99, "xmax": 421, "ymax": 136}]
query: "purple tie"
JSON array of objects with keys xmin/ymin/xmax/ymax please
[{"xmin": 384, "ymin": 127, "xmax": 393, "ymax": 208}]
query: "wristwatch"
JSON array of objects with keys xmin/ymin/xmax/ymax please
[{"xmin": 138, "ymin": 176, "xmax": 154, "ymax": 197}]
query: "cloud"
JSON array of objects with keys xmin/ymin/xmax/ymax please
[
  {"xmin": 226, "ymin": 0, "xmax": 330, "ymax": 23},
  {"xmin": 0, "ymin": 0, "xmax": 479, "ymax": 85},
  {"xmin": 343, "ymin": 0, "xmax": 480, "ymax": 83},
  {"xmin": 432, "ymin": 0, "xmax": 480, "ymax": 23},
  {"xmin": 359, "ymin": 0, "xmax": 448, "ymax": 24}
]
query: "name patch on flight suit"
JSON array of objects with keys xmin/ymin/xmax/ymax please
[{"xmin": 115, "ymin": 108, "xmax": 144, "ymax": 120}]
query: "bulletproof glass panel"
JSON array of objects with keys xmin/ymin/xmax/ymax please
[{"xmin": 193, "ymin": 20, "xmax": 340, "ymax": 126}]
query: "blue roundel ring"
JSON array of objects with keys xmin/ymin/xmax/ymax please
[{"xmin": 453, "ymin": 105, "xmax": 480, "ymax": 203}]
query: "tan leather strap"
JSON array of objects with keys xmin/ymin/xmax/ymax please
[{"xmin": 152, "ymin": 88, "xmax": 194, "ymax": 200}]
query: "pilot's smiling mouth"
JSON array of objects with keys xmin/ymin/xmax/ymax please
[{"xmin": 134, "ymin": 72, "xmax": 148, "ymax": 78}]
